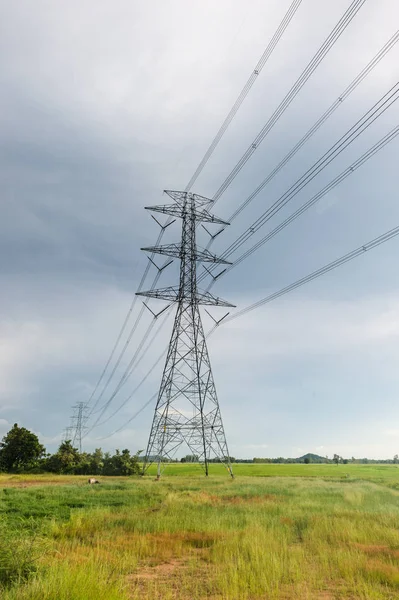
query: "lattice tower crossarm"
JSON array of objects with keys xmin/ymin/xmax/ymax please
[{"xmin": 137, "ymin": 190, "xmax": 235, "ymax": 478}]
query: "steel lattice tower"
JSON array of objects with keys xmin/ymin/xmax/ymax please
[
  {"xmin": 61, "ymin": 426, "xmax": 73, "ymax": 443},
  {"xmin": 137, "ymin": 190, "xmax": 234, "ymax": 478},
  {"xmin": 71, "ymin": 402, "xmax": 87, "ymax": 453}
]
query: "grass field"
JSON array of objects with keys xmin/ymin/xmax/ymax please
[{"xmin": 1, "ymin": 464, "xmax": 399, "ymax": 599}]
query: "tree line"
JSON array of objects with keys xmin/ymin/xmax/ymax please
[
  {"xmin": 1, "ymin": 424, "xmax": 398, "ymax": 473},
  {"xmin": 0, "ymin": 423, "xmax": 141, "ymax": 475},
  {"xmin": 252, "ymin": 454, "xmax": 399, "ymax": 464}
]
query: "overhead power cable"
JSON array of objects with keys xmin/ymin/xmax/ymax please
[
  {"xmin": 86, "ymin": 308, "xmax": 172, "ymax": 432},
  {"xmin": 85, "ymin": 237, "xmax": 164, "ymax": 415},
  {"xmin": 99, "ymin": 360, "xmax": 213, "ymax": 439},
  {"xmin": 85, "ymin": 0, "xmax": 371, "ymax": 434},
  {"xmin": 219, "ymin": 123, "xmax": 399, "ymax": 279},
  {"xmin": 86, "ymin": 315, "xmax": 160, "ymax": 433},
  {"xmin": 211, "ymin": 0, "xmax": 366, "ymax": 204},
  {"xmin": 86, "ymin": 292, "xmax": 172, "ymax": 426},
  {"xmin": 95, "ymin": 345, "xmax": 168, "ymax": 429},
  {"xmin": 225, "ymin": 30, "xmax": 399, "ymax": 225},
  {"xmin": 102, "ymin": 221, "xmax": 399, "ymax": 439},
  {"xmin": 99, "ymin": 114, "xmax": 399, "ymax": 437},
  {"xmin": 200, "ymin": 83, "xmax": 399, "ymax": 284},
  {"xmin": 91, "ymin": 0, "xmax": 366, "ymax": 415},
  {"xmin": 86, "ymin": 267, "xmax": 165, "ymax": 418},
  {"xmin": 87, "ymin": 301, "xmax": 147, "ymax": 416},
  {"xmin": 90, "ymin": 3, "xmax": 397, "ymax": 440},
  {"xmin": 92, "ymin": 24, "xmax": 396, "ymax": 426},
  {"xmin": 214, "ymin": 224, "xmax": 399, "ymax": 327},
  {"xmin": 184, "ymin": 0, "xmax": 303, "ymax": 191},
  {"xmin": 84, "ymin": 1, "xmax": 303, "ymax": 415},
  {"xmin": 97, "ymin": 392, "xmax": 158, "ymax": 440}
]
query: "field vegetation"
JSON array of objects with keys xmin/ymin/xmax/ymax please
[{"xmin": 1, "ymin": 464, "xmax": 399, "ymax": 599}]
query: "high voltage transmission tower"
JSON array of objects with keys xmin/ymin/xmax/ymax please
[
  {"xmin": 61, "ymin": 426, "xmax": 73, "ymax": 443},
  {"xmin": 71, "ymin": 402, "xmax": 88, "ymax": 453},
  {"xmin": 137, "ymin": 191, "xmax": 235, "ymax": 478}
]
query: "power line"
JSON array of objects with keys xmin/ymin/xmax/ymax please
[
  {"xmin": 86, "ymin": 315, "xmax": 160, "ymax": 433},
  {"xmin": 104, "ymin": 221, "xmax": 399, "ymax": 438},
  {"xmin": 90, "ymin": 0, "xmax": 366, "ymax": 416},
  {"xmin": 216, "ymin": 224, "xmax": 399, "ymax": 326},
  {"xmin": 97, "ymin": 392, "xmax": 158, "ymax": 440},
  {"xmin": 221, "ymin": 123, "xmax": 399, "ymax": 278},
  {"xmin": 87, "ymin": 0, "xmax": 384, "ymax": 436},
  {"xmin": 83, "ymin": 0, "xmax": 366, "ymax": 437},
  {"xmin": 225, "ymin": 30, "xmax": 399, "ymax": 225},
  {"xmin": 86, "ymin": 269, "xmax": 164, "ymax": 418},
  {"xmin": 89, "ymin": 6, "xmax": 397, "ymax": 446},
  {"xmin": 184, "ymin": 0, "xmax": 303, "ymax": 191},
  {"xmin": 216, "ymin": 83, "xmax": 399, "ymax": 262},
  {"xmin": 84, "ymin": 252, "xmax": 157, "ymax": 413},
  {"xmin": 200, "ymin": 83, "xmax": 399, "ymax": 283},
  {"xmin": 91, "ymin": 22, "xmax": 396, "ymax": 424},
  {"xmin": 211, "ymin": 0, "xmax": 366, "ymax": 204},
  {"xmin": 98, "ymin": 122, "xmax": 399, "ymax": 437},
  {"xmin": 87, "ymin": 308, "xmax": 172, "ymax": 431},
  {"xmin": 83, "ymin": 1, "xmax": 303, "ymax": 416}
]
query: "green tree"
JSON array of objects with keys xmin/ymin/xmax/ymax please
[
  {"xmin": 103, "ymin": 449, "xmax": 141, "ymax": 476},
  {"xmin": 0, "ymin": 424, "xmax": 45, "ymax": 472},
  {"xmin": 45, "ymin": 440, "xmax": 80, "ymax": 474},
  {"xmin": 181, "ymin": 454, "xmax": 199, "ymax": 463},
  {"xmin": 333, "ymin": 454, "xmax": 340, "ymax": 466},
  {"xmin": 74, "ymin": 452, "xmax": 92, "ymax": 475},
  {"xmin": 89, "ymin": 448, "xmax": 104, "ymax": 474}
]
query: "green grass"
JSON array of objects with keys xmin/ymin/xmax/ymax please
[
  {"xmin": 3, "ymin": 462, "xmax": 399, "ymax": 482},
  {"xmin": 1, "ymin": 465, "xmax": 399, "ymax": 599},
  {"xmin": 146, "ymin": 461, "xmax": 399, "ymax": 484}
]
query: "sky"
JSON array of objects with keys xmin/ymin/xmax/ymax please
[{"xmin": 0, "ymin": 0, "xmax": 398, "ymax": 460}]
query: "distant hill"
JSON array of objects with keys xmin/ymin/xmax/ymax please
[{"xmin": 298, "ymin": 453, "xmax": 326, "ymax": 463}]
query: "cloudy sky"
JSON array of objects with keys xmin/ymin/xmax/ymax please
[{"xmin": 1, "ymin": 0, "xmax": 398, "ymax": 459}]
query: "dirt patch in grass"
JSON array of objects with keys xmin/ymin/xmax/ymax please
[
  {"xmin": 127, "ymin": 531, "xmax": 222, "ymax": 598},
  {"xmin": 135, "ymin": 557, "xmax": 187, "ymax": 579},
  {"xmin": 279, "ymin": 581, "xmax": 357, "ymax": 600},
  {"xmin": 354, "ymin": 543, "xmax": 399, "ymax": 558},
  {"xmin": 197, "ymin": 492, "xmax": 280, "ymax": 505},
  {"xmin": 0, "ymin": 477, "xmax": 85, "ymax": 488},
  {"xmin": 280, "ymin": 516, "xmax": 294, "ymax": 525},
  {"xmin": 130, "ymin": 552, "xmax": 211, "ymax": 599},
  {"xmin": 308, "ymin": 591, "xmax": 352, "ymax": 600},
  {"xmin": 1, "ymin": 479, "xmax": 63, "ymax": 488},
  {"xmin": 149, "ymin": 530, "xmax": 220, "ymax": 549},
  {"xmin": 363, "ymin": 558, "xmax": 399, "ymax": 587}
]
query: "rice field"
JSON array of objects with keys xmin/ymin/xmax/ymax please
[{"xmin": 1, "ymin": 464, "xmax": 399, "ymax": 599}]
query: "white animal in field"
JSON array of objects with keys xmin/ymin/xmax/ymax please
[{"xmin": 88, "ymin": 478, "xmax": 100, "ymax": 484}]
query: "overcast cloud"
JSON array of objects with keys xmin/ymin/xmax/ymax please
[{"xmin": 1, "ymin": 0, "xmax": 398, "ymax": 459}]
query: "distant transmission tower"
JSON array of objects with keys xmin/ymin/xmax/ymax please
[
  {"xmin": 137, "ymin": 190, "xmax": 234, "ymax": 478},
  {"xmin": 71, "ymin": 402, "xmax": 87, "ymax": 453},
  {"xmin": 61, "ymin": 426, "xmax": 73, "ymax": 443}
]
